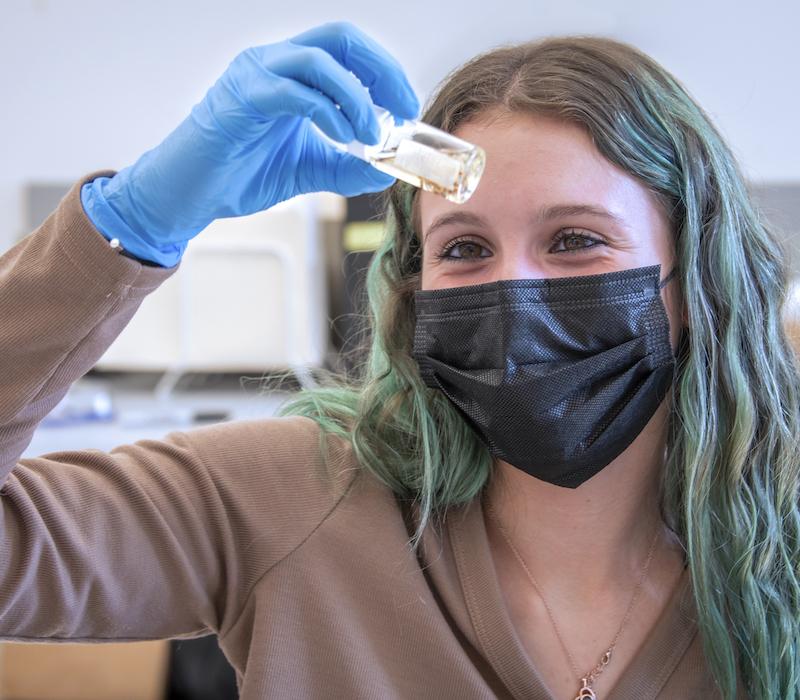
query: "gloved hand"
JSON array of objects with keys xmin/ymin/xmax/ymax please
[{"xmin": 81, "ymin": 21, "xmax": 420, "ymax": 267}]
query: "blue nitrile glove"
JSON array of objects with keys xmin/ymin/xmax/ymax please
[{"xmin": 81, "ymin": 21, "xmax": 420, "ymax": 267}]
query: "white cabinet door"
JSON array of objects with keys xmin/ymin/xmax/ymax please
[{"xmin": 96, "ymin": 192, "xmax": 345, "ymax": 373}]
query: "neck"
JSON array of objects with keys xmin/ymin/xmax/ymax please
[{"xmin": 484, "ymin": 402, "xmax": 684, "ymax": 605}]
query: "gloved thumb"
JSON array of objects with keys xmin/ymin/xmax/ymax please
[
  {"xmin": 334, "ymin": 151, "xmax": 397, "ymax": 196},
  {"xmin": 299, "ymin": 142, "xmax": 396, "ymax": 197}
]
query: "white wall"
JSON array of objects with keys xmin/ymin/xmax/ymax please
[{"xmin": 1, "ymin": 0, "xmax": 797, "ymax": 251}]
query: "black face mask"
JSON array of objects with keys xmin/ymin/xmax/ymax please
[{"xmin": 412, "ymin": 265, "xmax": 677, "ymax": 488}]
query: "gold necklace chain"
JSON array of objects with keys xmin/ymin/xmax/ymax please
[{"xmin": 486, "ymin": 502, "xmax": 661, "ymax": 700}]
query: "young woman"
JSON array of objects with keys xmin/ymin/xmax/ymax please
[{"xmin": 1, "ymin": 21, "xmax": 796, "ymax": 700}]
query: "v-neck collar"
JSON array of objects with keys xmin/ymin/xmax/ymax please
[{"xmin": 447, "ymin": 498, "xmax": 697, "ymax": 700}]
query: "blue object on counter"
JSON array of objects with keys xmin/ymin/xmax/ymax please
[{"xmin": 42, "ymin": 385, "xmax": 116, "ymax": 427}]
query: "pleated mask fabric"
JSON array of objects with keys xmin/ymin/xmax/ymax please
[{"xmin": 412, "ymin": 265, "xmax": 676, "ymax": 488}]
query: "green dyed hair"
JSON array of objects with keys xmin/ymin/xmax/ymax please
[{"xmin": 281, "ymin": 36, "xmax": 800, "ymax": 698}]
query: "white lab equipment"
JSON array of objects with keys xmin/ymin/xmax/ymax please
[{"xmin": 90, "ymin": 191, "xmax": 345, "ymax": 392}]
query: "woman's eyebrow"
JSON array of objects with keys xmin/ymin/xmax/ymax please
[
  {"xmin": 423, "ymin": 204, "xmax": 626, "ymax": 244},
  {"xmin": 423, "ymin": 212, "xmax": 488, "ymax": 243},
  {"xmin": 537, "ymin": 203, "xmax": 627, "ymax": 226}
]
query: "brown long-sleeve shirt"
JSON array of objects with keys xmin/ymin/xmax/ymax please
[{"xmin": 0, "ymin": 174, "xmax": 739, "ymax": 698}]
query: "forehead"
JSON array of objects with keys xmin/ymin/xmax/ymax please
[{"xmin": 418, "ymin": 111, "xmax": 666, "ymax": 237}]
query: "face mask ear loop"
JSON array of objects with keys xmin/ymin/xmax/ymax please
[{"xmin": 659, "ymin": 267, "xmax": 677, "ymax": 289}]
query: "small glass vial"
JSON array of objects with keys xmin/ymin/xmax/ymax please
[{"xmin": 331, "ymin": 106, "xmax": 485, "ymax": 204}]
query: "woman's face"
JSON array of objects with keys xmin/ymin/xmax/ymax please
[{"xmin": 418, "ymin": 111, "xmax": 682, "ymax": 347}]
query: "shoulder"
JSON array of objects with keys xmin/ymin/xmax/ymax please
[
  {"xmin": 171, "ymin": 414, "xmax": 359, "ymax": 505},
  {"xmin": 165, "ymin": 415, "xmax": 361, "ymax": 578}
]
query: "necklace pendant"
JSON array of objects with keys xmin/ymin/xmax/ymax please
[{"xmin": 574, "ymin": 678, "xmax": 597, "ymax": 700}]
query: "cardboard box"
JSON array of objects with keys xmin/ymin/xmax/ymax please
[{"xmin": 0, "ymin": 640, "xmax": 169, "ymax": 700}]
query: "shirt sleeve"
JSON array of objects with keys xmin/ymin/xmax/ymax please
[
  {"xmin": 0, "ymin": 176, "xmax": 353, "ymax": 641},
  {"xmin": 0, "ymin": 174, "xmax": 349, "ymax": 642}
]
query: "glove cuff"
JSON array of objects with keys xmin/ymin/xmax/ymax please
[{"xmin": 80, "ymin": 177, "xmax": 185, "ymax": 268}]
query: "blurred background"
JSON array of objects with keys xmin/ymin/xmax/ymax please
[{"xmin": 1, "ymin": 0, "xmax": 798, "ymax": 698}]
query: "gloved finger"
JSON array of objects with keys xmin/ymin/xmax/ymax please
[
  {"xmin": 290, "ymin": 21, "xmax": 420, "ymax": 121},
  {"xmin": 297, "ymin": 136, "xmax": 395, "ymax": 196},
  {"xmin": 250, "ymin": 77, "xmax": 357, "ymax": 144},
  {"xmin": 333, "ymin": 152, "xmax": 396, "ymax": 195},
  {"xmin": 265, "ymin": 43, "xmax": 382, "ymax": 145}
]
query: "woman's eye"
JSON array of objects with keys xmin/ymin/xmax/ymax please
[
  {"xmin": 438, "ymin": 239, "xmax": 492, "ymax": 261},
  {"xmin": 550, "ymin": 229, "xmax": 605, "ymax": 254}
]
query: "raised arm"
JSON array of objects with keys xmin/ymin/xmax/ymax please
[{"xmin": 0, "ymin": 21, "xmax": 416, "ymax": 642}]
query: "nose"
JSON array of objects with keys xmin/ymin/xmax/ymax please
[{"xmin": 490, "ymin": 253, "xmax": 548, "ymax": 283}]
